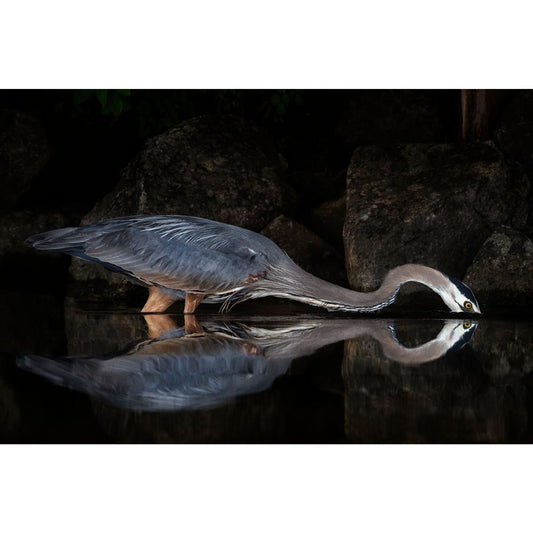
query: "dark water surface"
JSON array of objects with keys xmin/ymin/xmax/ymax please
[{"xmin": 2, "ymin": 289, "xmax": 532, "ymax": 443}]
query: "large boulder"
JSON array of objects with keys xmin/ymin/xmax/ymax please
[
  {"xmin": 344, "ymin": 142, "xmax": 529, "ymax": 292},
  {"xmin": 463, "ymin": 227, "xmax": 533, "ymax": 308},
  {"xmin": 80, "ymin": 115, "xmax": 292, "ymax": 228},
  {"xmin": 261, "ymin": 215, "xmax": 347, "ymax": 285},
  {"xmin": 70, "ymin": 115, "xmax": 295, "ymax": 293},
  {"xmin": 0, "ymin": 110, "xmax": 50, "ymax": 209}
]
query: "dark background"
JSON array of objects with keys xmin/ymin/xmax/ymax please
[{"xmin": 0, "ymin": 89, "xmax": 464, "ymax": 221}]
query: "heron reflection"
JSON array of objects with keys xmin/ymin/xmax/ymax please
[{"xmin": 18, "ymin": 317, "xmax": 477, "ymax": 411}]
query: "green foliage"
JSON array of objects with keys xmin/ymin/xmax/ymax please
[
  {"xmin": 270, "ymin": 90, "xmax": 304, "ymax": 122},
  {"xmin": 73, "ymin": 89, "xmax": 132, "ymax": 118},
  {"xmin": 211, "ymin": 89, "xmax": 245, "ymax": 114},
  {"xmin": 70, "ymin": 89, "xmax": 306, "ymax": 145}
]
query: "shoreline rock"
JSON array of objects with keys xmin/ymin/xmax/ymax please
[
  {"xmin": 344, "ymin": 142, "xmax": 529, "ymax": 292},
  {"xmin": 464, "ymin": 227, "xmax": 533, "ymax": 308}
]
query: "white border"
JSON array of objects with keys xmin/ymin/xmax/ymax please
[{"xmin": 1, "ymin": 1, "xmax": 531, "ymax": 88}]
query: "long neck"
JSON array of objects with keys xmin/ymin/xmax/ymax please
[{"xmin": 266, "ymin": 263, "xmax": 450, "ymax": 312}]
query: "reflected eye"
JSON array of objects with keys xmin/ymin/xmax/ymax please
[
  {"xmin": 463, "ymin": 321, "xmax": 471, "ymax": 329},
  {"xmin": 464, "ymin": 301, "xmax": 473, "ymax": 310}
]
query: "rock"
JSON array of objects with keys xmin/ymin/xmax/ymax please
[
  {"xmin": 70, "ymin": 115, "xmax": 296, "ymax": 293},
  {"xmin": 0, "ymin": 210, "xmax": 70, "ymax": 286},
  {"xmin": 344, "ymin": 142, "xmax": 529, "ymax": 294},
  {"xmin": 311, "ymin": 194, "xmax": 346, "ymax": 249},
  {"xmin": 81, "ymin": 115, "xmax": 292, "ymax": 228},
  {"xmin": 261, "ymin": 215, "xmax": 347, "ymax": 285},
  {"xmin": 335, "ymin": 90, "xmax": 458, "ymax": 149},
  {"xmin": 463, "ymin": 227, "xmax": 533, "ymax": 308},
  {"xmin": 0, "ymin": 110, "xmax": 50, "ymax": 209}
]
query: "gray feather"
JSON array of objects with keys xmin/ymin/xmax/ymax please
[{"xmin": 27, "ymin": 216, "xmax": 285, "ymax": 294}]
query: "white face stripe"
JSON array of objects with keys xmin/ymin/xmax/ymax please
[
  {"xmin": 430, "ymin": 283, "xmax": 478, "ymax": 314},
  {"xmin": 444, "ymin": 275, "xmax": 481, "ymax": 312}
]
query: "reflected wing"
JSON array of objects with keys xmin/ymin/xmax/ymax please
[{"xmin": 17, "ymin": 334, "xmax": 292, "ymax": 411}]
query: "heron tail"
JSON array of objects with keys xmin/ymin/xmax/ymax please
[{"xmin": 26, "ymin": 227, "xmax": 82, "ymax": 252}]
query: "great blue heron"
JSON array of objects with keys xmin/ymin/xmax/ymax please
[{"xmin": 27, "ymin": 215, "xmax": 481, "ymax": 315}]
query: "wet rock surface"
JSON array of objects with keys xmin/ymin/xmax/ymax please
[
  {"xmin": 464, "ymin": 227, "xmax": 533, "ymax": 308},
  {"xmin": 0, "ymin": 110, "xmax": 50, "ymax": 209},
  {"xmin": 70, "ymin": 115, "xmax": 296, "ymax": 294},
  {"xmin": 261, "ymin": 215, "xmax": 347, "ymax": 285},
  {"xmin": 344, "ymin": 142, "xmax": 530, "ymax": 291}
]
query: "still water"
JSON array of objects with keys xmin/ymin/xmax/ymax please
[{"xmin": 2, "ymin": 289, "xmax": 532, "ymax": 443}]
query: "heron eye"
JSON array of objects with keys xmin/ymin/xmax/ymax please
[
  {"xmin": 464, "ymin": 301, "xmax": 473, "ymax": 310},
  {"xmin": 463, "ymin": 322, "xmax": 471, "ymax": 329}
]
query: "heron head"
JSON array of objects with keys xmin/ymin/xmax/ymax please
[{"xmin": 440, "ymin": 275, "xmax": 481, "ymax": 314}]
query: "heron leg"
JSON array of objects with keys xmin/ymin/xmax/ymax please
[
  {"xmin": 184, "ymin": 314, "xmax": 203, "ymax": 334},
  {"xmin": 144, "ymin": 314, "xmax": 178, "ymax": 338},
  {"xmin": 184, "ymin": 293, "xmax": 203, "ymax": 314},
  {"xmin": 243, "ymin": 342, "xmax": 262, "ymax": 356},
  {"xmin": 141, "ymin": 286, "xmax": 177, "ymax": 313}
]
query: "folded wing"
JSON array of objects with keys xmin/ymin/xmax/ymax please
[{"xmin": 27, "ymin": 215, "xmax": 280, "ymax": 294}]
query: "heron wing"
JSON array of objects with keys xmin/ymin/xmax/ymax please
[{"xmin": 68, "ymin": 216, "xmax": 276, "ymax": 293}]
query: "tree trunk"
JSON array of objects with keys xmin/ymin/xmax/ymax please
[{"xmin": 461, "ymin": 89, "xmax": 501, "ymax": 141}]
